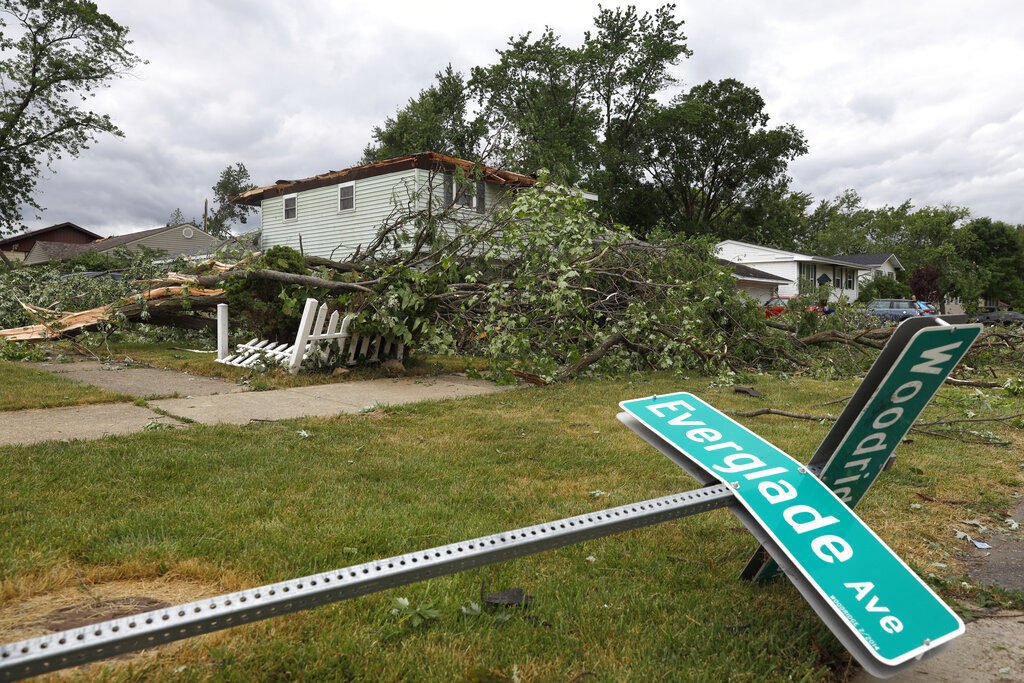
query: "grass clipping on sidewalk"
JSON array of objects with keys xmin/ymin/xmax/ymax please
[{"xmin": 0, "ymin": 374, "xmax": 1021, "ymax": 681}]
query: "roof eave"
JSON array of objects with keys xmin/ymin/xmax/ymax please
[{"xmin": 230, "ymin": 152, "xmax": 536, "ymax": 207}]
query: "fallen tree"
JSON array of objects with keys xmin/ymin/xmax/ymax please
[{"xmin": 0, "ymin": 287, "xmax": 226, "ymax": 342}]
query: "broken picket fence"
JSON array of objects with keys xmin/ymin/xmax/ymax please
[{"xmin": 215, "ymin": 298, "xmax": 404, "ymax": 374}]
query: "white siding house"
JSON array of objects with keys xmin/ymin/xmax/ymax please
[
  {"xmin": 233, "ymin": 153, "xmax": 535, "ymax": 261},
  {"xmin": 716, "ymin": 240, "xmax": 868, "ymax": 302}
]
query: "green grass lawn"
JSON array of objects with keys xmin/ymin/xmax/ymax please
[
  {"xmin": 0, "ymin": 360, "xmax": 132, "ymax": 411},
  {"xmin": 0, "ymin": 374, "xmax": 1021, "ymax": 681}
]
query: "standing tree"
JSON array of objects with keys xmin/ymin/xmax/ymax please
[
  {"xmin": 638, "ymin": 79, "xmax": 807, "ymax": 237},
  {"xmin": 362, "ymin": 65, "xmax": 486, "ymax": 164},
  {"xmin": 468, "ymin": 3, "xmax": 689, "ymax": 190},
  {"xmin": 165, "ymin": 207, "xmax": 197, "ymax": 227},
  {"xmin": 0, "ymin": 0, "xmax": 142, "ymax": 236},
  {"xmin": 469, "ymin": 27, "xmax": 601, "ymax": 183},
  {"xmin": 206, "ymin": 162, "xmax": 257, "ymax": 239},
  {"xmin": 583, "ymin": 4, "xmax": 690, "ymax": 221}
]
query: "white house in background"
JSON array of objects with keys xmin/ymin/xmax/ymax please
[
  {"xmin": 715, "ymin": 240, "xmax": 868, "ymax": 302},
  {"xmin": 829, "ymin": 253, "xmax": 905, "ymax": 283},
  {"xmin": 231, "ymin": 152, "xmax": 538, "ymax": 261}
]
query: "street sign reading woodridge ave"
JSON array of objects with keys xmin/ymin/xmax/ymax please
[
  {"xmin": 620, "ymin": 392, "xmax": 964, "ymax": 671},
  {"xmin": 817, "ymin": 323, "xmax": 982, "ymax": 504},
  {"xmin": 745, "ymin": 319, "xmax": 983, "ymax": 582}
]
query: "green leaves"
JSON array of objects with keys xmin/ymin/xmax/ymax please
[
  {"xmin": 389, "ymin": 597, "xmax": 439, "ymax": 628},
  {"xmin": 0, "ymin": 0, "xmax": 142, "ymax": 235},
  {"xmin": 362, "ymin": 65, "xmax": 486, "ymax": 164}
]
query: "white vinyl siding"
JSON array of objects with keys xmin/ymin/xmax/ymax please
[
  {"xmin": 260, "ymin": 168, "xmax": 517, "ymax": 260},
  {"xmin": 262, "ymin": 171, "xmax": 422, "ymax": 260}
]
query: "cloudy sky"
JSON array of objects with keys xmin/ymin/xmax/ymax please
[{"xmin": 16, "ymin": 0, "xmax": 1024, "ymax": 237}]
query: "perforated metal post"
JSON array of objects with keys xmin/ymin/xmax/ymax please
[{"xmin": 0, "ymin": 485, "xmax": 734, "ymax": 681}]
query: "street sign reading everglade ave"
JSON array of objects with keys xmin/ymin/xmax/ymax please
[
  {"xmin": 745, "ymin": 319, "xmax": 982, "ymax": 582},
  {"xmin": 620, "ymin": 392, "xmax": 964, "ymax": 672}
]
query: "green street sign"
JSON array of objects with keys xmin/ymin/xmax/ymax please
[
  {"xmin": 746, "ymin": 320, "xmax": 982, "ymax": 582},
  {"xmin": 620, "ymin": 392, "xmax": 963, "ymax": 672},
  {"xmin": 818, "ymin": 323, "xmax": 981, "ymax": 504}
]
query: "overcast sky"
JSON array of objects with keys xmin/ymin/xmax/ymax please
[{"xmin": 17, "ymin": 0, "xmax": 1024, "ymax": 237}]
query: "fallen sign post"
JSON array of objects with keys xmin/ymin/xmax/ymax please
[
  {"xmin": 619, "ymin": 393, "xmax": 964, "ymax": 679},
  {"xmin": 743, "ymin": 315, "xmax": 982, "ymax": 582},
  {"xmin": 0, "ymin": 486, "xmax": 736, "ymax": 681}
]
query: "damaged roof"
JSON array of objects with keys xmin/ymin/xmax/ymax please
[{"xmin": 230, "ymin": 152, "xmax": 537, "ymax": 207}]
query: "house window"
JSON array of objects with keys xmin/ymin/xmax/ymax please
[
  {"xmin": 453, "ymin": 178, "xmax": 476, "ymax": 209},
  {"xmin": 338, "ymin": 182, "xmax": 355, "ymax": 211},
  {"xmin": 283, "ymin": 194, "xmax": 297, "ymax": 221},
  {"xmin": 445, "ymin": 175, "xmax": 486, "ymax": 213},
  {"xmin": 845, "ymin": 269, "xmax": 855, "ymax": 290},
  {"xmin": 798, "ymin": 262, "xmax": 817, "ymax": 292}
]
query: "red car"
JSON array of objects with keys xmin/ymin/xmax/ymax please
[
  {"xmin": 765, "ymin": 296, "xmax": 795, "ymax": 317},
  {"xmin": 765, "ymin": 296, "xmax": 834, "ymax": 317}
]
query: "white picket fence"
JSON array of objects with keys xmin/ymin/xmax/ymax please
[{"xmin": 215, "ymin": 298, "xmax": 404, "ymax": 374}]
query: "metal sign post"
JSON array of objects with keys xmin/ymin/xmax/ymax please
[
  {"xmin": 743, "ymin": 316, "xmax": 982, "ymax": 581},
  {"xmin": 619, "ymin": 392, "xmax": 964, "ymax": 678},
  {"xmin": 0, "ymin": 487, "xmax": 735, "ymax": 681}
]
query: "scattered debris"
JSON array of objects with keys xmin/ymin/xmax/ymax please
[
  {"xmin": 956, "ymin": 529, "xmax": 993, "ymax": 549},
  {"xmin": 733, "ymin": 386, "xmax": 761, "ymax": 397},
  {"xmin": 917, "ymin": 492, "xmax": 973, "ymax": 506},
  {"xmin": 483, "ymin": 587, "xmax": 533, "ymax": 607}
]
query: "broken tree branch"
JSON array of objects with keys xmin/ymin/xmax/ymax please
[
  {"xmin": 195, "ymin": 269, "xmax": 374, "ymax": 293},
  {"xmin": 553, "ymin": 332, "xmax": 626, "ymax": 382}
]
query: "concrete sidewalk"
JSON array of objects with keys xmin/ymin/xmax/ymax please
[
  {"xmin": 1, "ymin": 364, "xmax": 507, "ymax": 446},
  {"xmin": 149, "ymin": 375, "xmax": 505, "ymax": 425}
]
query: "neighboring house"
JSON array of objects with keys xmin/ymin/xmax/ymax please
[
  {"xmin": 231, "ymin": 152, "xmax": 537, "ymax": 261},
  {"xmin": 716, "ymin": 259, "xmax": 792, "ymax": 302},
  {"xmin": 22, "ymin": 224, "xmax": 221, "ymax": 265},
  {"xmin": 0, "ymin": 222, "xmax": 102, "ymax": 262},
  {"xmin": 830, "ymin": 253, "xmax": 904, "ymax": 282},
  {"xmin": 715, "ymin": 240, "xmax": 867, "ymax": 301}
]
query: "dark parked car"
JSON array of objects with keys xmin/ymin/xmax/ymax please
[
  {"xmin": 971, "ymin": 310, "xmax": 1024, "ymax": 325},
  {"xmin": 866, "ymin": 299, "xmax": 924, "ymax": 321}
]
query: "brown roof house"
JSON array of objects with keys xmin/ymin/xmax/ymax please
[
  {"xmin": 232, "ymin": 152, "xmax": 538, "ymax": 260},
  {"xmin": 22, "ymin": 224, "xmax": 221, "ymax": 266},
  {"xmin": 0, "ymin": 222, "xmax": 102, "ymax": 262}
]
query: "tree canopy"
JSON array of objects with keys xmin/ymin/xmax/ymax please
[
  {"xmin": 362, "ymin": 65, "xmax": 486, "ymax": 164},
  {"xmin": 206, "ymin": 162, "xmax": 257, "ymax": 238},
  {"xmin": 632, "ymin": 78, "xmax": 808, "ymax": 238},
  {"xmin": 0, "ymin": 0, "xmax": 142, "ymax": 236}
]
